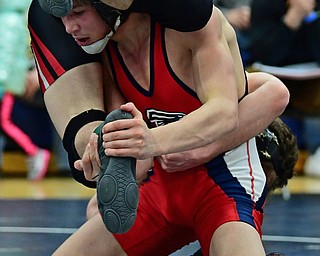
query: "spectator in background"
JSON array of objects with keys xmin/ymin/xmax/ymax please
[
  {"xmin": 0, "ymin": 0, "xmax": 51, "ymax": 180},
  {"xmin": 249, "ymin": 0, "xmax": 320, "ymax": 66},
  {"xmin": 249, "ymin": 0, "xmax": 320, "ymax": 178},
  {"xmin": 0, "ymin": 67, "xmax": 51, "ymax": 181},
  {"xmin": 214, "ymin": 0, "xmax": 253, "ymax": 66}
]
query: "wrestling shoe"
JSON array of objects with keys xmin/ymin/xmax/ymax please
[
  {"xmin": 38, "ymin": 0, "xmax": 73, "ymax": 17},
  {"xmin": 27, "ymin": 148, "xmax": 51, "ymax": 181},
  {"xmin": 95, "ymin": 109, "xmax": 138, "ymax": 234}
]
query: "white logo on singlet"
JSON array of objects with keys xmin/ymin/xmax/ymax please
[{"xmin": 146, "ymin": 108, "xmax": 186, "ymax": 127}]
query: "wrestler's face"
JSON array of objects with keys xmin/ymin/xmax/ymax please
[{"xmin": 61, "ymin": 4, "xmax": 111, "ymax": 47}]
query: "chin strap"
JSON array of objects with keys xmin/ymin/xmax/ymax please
[{"xmin": 81, "ymin": 15, "xmax": 121, "ymax": 54}]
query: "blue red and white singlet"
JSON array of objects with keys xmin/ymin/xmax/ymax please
[{"xmin": 107, "ymin": 21, "xmax": 266, "ymax": 256}]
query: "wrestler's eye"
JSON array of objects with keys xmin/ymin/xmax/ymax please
[
  {"xmin": 72, "ymin": 6, "xmax": 86, "ymax": 15},
  {"xmin": 73, "ymin": 10, "xmax": 85, "ymax": 15}
]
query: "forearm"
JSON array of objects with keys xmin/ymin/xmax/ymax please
[
  {"xmin": 283, "ymin": 8, "xmax": 306, "ymax": 30},
  {"xmin": 151, "ymin": 99, "xmax": 239, "ymax": 156},
  {"xmin": 206, "ymin": 76, "xmax": 289, "ymax": 157},
  {"xmin": 169, "ymin": 72, "xmax": 290, "ymax": 166}
]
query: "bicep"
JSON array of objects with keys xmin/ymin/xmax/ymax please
[{"xmin": 190, "ymin": 12, "xmax": 238, "ymax": 105}]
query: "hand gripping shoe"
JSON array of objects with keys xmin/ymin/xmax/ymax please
[
  {"xmin": 94, "ymin": 109, "xmax": 138, "ymax": 234},
  {"xmin": 38, "ymin": 0, "xmax": 73, "ymax": 17}
]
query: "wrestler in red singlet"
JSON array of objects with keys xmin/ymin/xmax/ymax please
[{"xmin": 106, "ymin": 21, "xmax": 266, "ymax": 256}]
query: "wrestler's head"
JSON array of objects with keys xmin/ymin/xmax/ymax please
[
  {"xmin": 256, "ymin": 118, "xmax": 298, "ymax": 192},
  {"xmin": 39, "ymin": 0, "xmax": 129, "ymax": 54},
  {"xmin": 38, "ymin": 0, "xmax": 133, "ymax": 16},
  {"xmin": 59, "ymin": 0, "xmax": 128, "ymax": 54}
]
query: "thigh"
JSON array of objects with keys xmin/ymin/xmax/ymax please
[
  {"xmin": 53, "ymin": 214, "xmax": 125, "ymax": 256},
  {"xmin": 209, "ymin": 222, "xmax": 265, "ymax": 256},
  {"xmin": 114, "ymin": 176, "xmax": 196, "ymax": 256},
  {"xmin": 196, "ymin": 140, "xmax": 266, "ymax": 255}
]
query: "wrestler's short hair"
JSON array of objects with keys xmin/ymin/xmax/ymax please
[
  {"xmin": 74, "ymin": 0, "xmax": 91, "ymax": 5},
  {"xmin": 270, "ymin": 118, "xmax": 298, "ymax": 188},
  {"xmin": 257, "ymin": 118, "xmax": 298, "ymax": 191}
]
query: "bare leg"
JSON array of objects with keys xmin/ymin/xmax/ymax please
[
  {"xmin": 209, "ymin": 222, "xmax": 265, "ymax": 256},
  {"xmin": 86, "ymin": 194, "xmax": 99, "ymax": 220},
  {"xmin": 53, "ymin": 214, "xmax": 126, "ymax": 256}
]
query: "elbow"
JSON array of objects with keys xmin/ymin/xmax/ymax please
[{"xmin": 269, "ymin": 77, "xmax": 290, "ymax": 116}]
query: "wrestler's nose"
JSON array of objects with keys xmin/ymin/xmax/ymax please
[{"xmin": 62, "ymin": 17, "xmax": 80, "ymax": 34}]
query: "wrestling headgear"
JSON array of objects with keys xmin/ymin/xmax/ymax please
[
  {"xmin": 38, "ymin": 0, "xmax": 73, "ymax": 17},
  {"xmin": 256, "ymin": 128, "xmax": 281, "ymax": 175},
  {"xmin": 38, "ymin": 0, "xmax": 129, "ymax": 54}
]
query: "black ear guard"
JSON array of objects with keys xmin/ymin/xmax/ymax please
[
  {"xmin": 256, "ymin": 128, "xmax": 282, "ymax": 175},
  {"xmin": 92, "ymin": 0, "xmax": 129, "ymax": 32}
]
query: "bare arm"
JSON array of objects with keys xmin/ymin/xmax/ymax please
[
  {"xmin": 157, "ymin": 72, "xmax": 289, "ymax": 171},
  {"xmin": 103, "ymin": 8, "xmax": 242, "ymax": 159},
  {"xmin": 283, "ymin": 0, "xmax": 316, "ymax": 30},
  {"xmin": 151, "ymin": 9, "xmax": 240, "ymax": 155}
]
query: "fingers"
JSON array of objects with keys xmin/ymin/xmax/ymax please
[
  {"xmin": 156, "ymin": 154, "xmax": 186, "ymax": 172},
  {"xmin": 100, "ymin": 104, "xmax": 155, "ymax": 159},
  {"xmin": 101, "ymin": 118, "xmax": 148, "ymax": 158},
  {"xmin": 74, "ymin": 159, "xmax": 83, "ymax": 171},
  {"xmin": 74, "ymin": 133, "xmax": 101, "ymax": 181},
  {"xmin": 120, "ymin": 102, "xmax": 143, "ymax": 119},
  {"xmin": 102, "ymin": 103, "xmax": 143, "ymax": 134},
  {"xmin": 91, "ymin": 133, "xmax": 101, "ymax": 167},
  {"xmin": 102, "ymin": 102, "xmax": 144, "ymax": 140}
]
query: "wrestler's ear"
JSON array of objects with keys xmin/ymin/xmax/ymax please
[{"xmin": 100, "ymin": 0, "xmax": 133, "ymax": 10}]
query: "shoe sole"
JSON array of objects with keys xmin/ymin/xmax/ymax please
[
  {"xmin": 96, "ymin": 109, "xmax": 138, "ymax": 234},
  {"xmin": 38, "ymin": 0, "xmax": 72, "ymax": 17}
]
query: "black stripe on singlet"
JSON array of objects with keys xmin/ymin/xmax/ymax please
[{"xmin": 238, "ymin": 72, "xmax": 249, "ymax": 103}]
